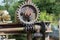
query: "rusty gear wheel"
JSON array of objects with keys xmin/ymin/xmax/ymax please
[{"xmin": 16, "ymin": 2, "xmax": 40, "ymax": 24}]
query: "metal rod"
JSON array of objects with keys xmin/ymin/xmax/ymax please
[
  {"xmin": 34, "ymin": 25, "xmax": 41, "ymax": 40},
  {"xmin": 36, "ymin": 29, "xmax": 40, "ymax": 40},
  {"xmin": 45, "ymin": 33, "xmax": 49, "ymax": 40},
  {"xmin": 27, "ymin": 32, "xmax": 32, "ymax": 40}
]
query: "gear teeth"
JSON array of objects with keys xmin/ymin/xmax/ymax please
[
  {"xmin": 17, "ymin": 5, "xmax": 20, "ymax": 8},
  {"xmin": 16, "ymin": 2, "xmax": 40, "ymax": 24},
  {"xmin": 16, "ymin": 8, "xmax": 19, "ymax": 11},
  {"xmin": 16, "ymin": 10, "xmax": 18, "ymax": 14},
  {"xmin": 25, "ymin": 2, "xmax": 26, "ymax": 4},
  {"xmin": 31, "ymin": 3, "xmax": 33, "ymax": 5},
  {"xmin": 38, "ymin": 13, "xmax": 40, "ymax": 15},
  {"xmin": 16, "ymin": 13, "xmax": 19, "ymax": 16},
  {"xmin": 17, "ymin": 13, "xmax": 19, "ymax": 15},
  {"xmin": 22, "ymin": 2, "xmax": 25, "ymax": 5},
  {"xmin": 16, "ymin": 11, "xmax": 18, "ymax": 13},
  {"xmin": 36, "ymin": 5, "xmax": 38, "ymax": 8},
  {"xmin": 17, "ymin": 16, "xmax": 19, "ymax": 18},
  {"xmin": 38, "ymin": 10, "xmax": 40, "ymax": 13},
  {"xmin": 38, "ymin": 11, "xmax": 40, "ymax": 15},
  {"xmin": 20, "ymin": 4, "xmax": 22, "ymax": 6},
  {"xmin": 38, "ymin": 8, "xmax": 40, "ymax": 14},
  {"xmin": 37, "ymin": 8, "xmax": 40, "ymax": 13},
  {"xmin": 25, "ymin": 2, "xmax": 27, "ymax": 4},
  {"xmin": 33, "ymin": 3, "xmax": 36, "ymax": 6},
  {"xmin": 17, "ymin": 15, "xmax": 20, "ymax": 20},
  {"xmin": 16, "ymin": 10, "xmax": 19, "ymax": 13},
  {"xmin": 17, "ymin": 18, "xmax": 20, "ymax": 20},
  {"xmin": 20, "ymin": 4, "xmax": 23, "ymax": 7}
]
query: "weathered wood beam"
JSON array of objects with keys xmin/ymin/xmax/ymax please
[
  {"xmin": 0, "ymin": 21, "xmax": 52, "ymax": 28},
  {"xmin": 0, "ymin": 27, "xmax": 24, "ymax": 32},
  {"xmin": 0, "ymin": 21, "xmax": 51, "ymax": 32},
  {"xmin": 0, "ymin": 23, "xmax": 24, "ymax": 28},
  {"xmin": 0, "ymin": 33, "xmax": 20, "ymax": 35},
  {"xmin": 0, "ymin": 32, "xmax": 25, "ymax": 35}
]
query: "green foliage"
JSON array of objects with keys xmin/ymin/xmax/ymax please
[
  {"xmin": 2, "ymin": 0, "xmax": 24, "ymax": 22},
  {"xmin": 9, "ymin": 34, "xmax": 27, "ymax": 40},
  {"xmin": 38, "ymin": 11, "xmax": 54, "ymax": 21},
  {"xmin": 8, "ymin": 6, "xmax": 15, "ymax": 22},
  {"xmin": 0, "ymin": 0, "xmax": 59, "ymax": 22},
  {"xmin": 33, "ymin": 0, "xmax": 60, "ymax": 22},
  {"xmin": 0, "ymin": 6, "xmax": 5, "ymax": 10}
]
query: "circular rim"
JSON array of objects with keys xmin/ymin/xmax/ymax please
[{"xmin": 17, "ymin": 3, "xmax": 39, "ymax": 24}]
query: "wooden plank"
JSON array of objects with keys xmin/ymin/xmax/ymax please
[
  {"xmin": 0, "ymin": 33, "xmax": 22, "ymax": 35},
  {"xmin": 0, "ymin": 21, "xmax": 51, "ymax": 28},
  {"xmin": 0, "ymin": 27, "xmax": 24, "ymax": 32},
  {"xmin": 0, "ymin": 23, "xmax": 24, "ymax": 28}
]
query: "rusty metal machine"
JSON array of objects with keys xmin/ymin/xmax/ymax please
[
  {"xmin": 0, "ymin": 0, "xmax": 52, "ymax": 40},
  {"xmin": 16, "ymin": 0, "xmax": 39, "ymax": 24}
]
